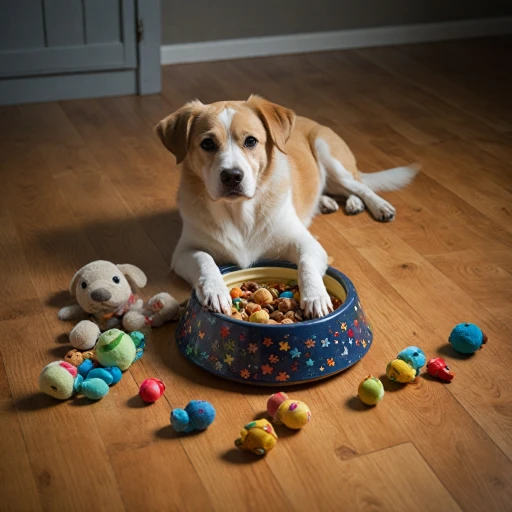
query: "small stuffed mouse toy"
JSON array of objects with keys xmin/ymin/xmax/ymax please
[{"xmin": 59, "ymin": 260, "xmax": 181, "ymax": 349}]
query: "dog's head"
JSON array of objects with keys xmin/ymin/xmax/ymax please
[
  {"xmin": 155, "ymin": 95, "xmax": 295, "ymax": 201},
  {"xmin": 69, "ymin": 260, "xmax": 147, "ymax": 314}
]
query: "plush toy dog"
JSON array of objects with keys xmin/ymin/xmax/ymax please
[{"xmin": 58, "ymin": 260, "xmax": 181, "ymax": 349}]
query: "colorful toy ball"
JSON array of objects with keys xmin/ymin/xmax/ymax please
[
  {"xmin": 449, "ymin": 323, "xmax": 487, "ymax": 354},
  {"xmin": 427, "ymin": 358, "xmax": 455, "ymax": 382},
  {"xmin": 139, "ymin": 378, "xmax": 165, "ymax": 403},
  {"xmin": 357, "ymin": 375, "xmax": 385, "ymax": 405},
  {"xmin": 170, "ymin": 400, "xmax": 216, "ymax": 433},
  {"xmin": 235, "ymin": 419, "xmax": 278, "ymax": 456},
  {"xmin": 397, "ymin": 346, "xmax": 426, "ymax": 376},
  {"xmin": 267, "ymin": 392, "xmax": 311, "ymax": 429},
  {"xmin": 386, "ymin": 359, "xmax": 417, "ymax": 384}
]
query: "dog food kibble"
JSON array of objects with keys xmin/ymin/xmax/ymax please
[
  {"xmin": 230, "ymin": 287, "xmax": 243, "ymax": 299},
  {"xmin": 249, "ymin": 310, "xmax": 270, "ymax": 323},
  {"xmin": 252, "ymin": 288, "xmax": 273, "ymax": 305},
  {"xmin": 227, "ymin": 281, "xmax": 342, "ymax": 325}
]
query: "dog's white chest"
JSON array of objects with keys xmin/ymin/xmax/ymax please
[{"xmin": 205, "ymin": 201, "xmax": 279, "ymax": 268}]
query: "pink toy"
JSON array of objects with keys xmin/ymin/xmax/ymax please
[{"xmin": 139, "ymin": 378, "xmax": 165, "ymax": 403}]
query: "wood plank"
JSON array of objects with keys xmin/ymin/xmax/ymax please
[
  {"xmin": 426, "ymin": 250, "xmax": 512, "ymax": 325},
  {"xmin": 111, "ymin": 442, "xmax": 214, "ymax": 512},
  {"xmin": 342, "ymin": 225, "xmax": 512, "ymax": 459},
  {"xmin": 0, "ymin": 398, "xmax": 42, "ymax": 512},
  {"xmin": 337, "ymin": 443, "xmax": 461, "ymax": 512}
]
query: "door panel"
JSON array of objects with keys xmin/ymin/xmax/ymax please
[
  {"xmin": 44, "ymin": 0, "xmax": 85, "ymax": 47},
  {"xmin": 84, "ymin": 0, "xmax": 121, "ymax": 44},
  {"xmin": 0, "ymin": 0, "xmax": 136, "ymax": 78},
  {"xmin": 0, "ymin": 0, "xmax": 45, "ymax": 50}
]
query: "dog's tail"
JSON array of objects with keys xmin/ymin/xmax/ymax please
[{"xmin": 360, "ymin": 163, "xmax": 421, "ymax": 192}]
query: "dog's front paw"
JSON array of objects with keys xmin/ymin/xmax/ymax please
[
  {"xmin": 196, "ymin": 280, "xmax": 232, "ymax": 315},
  {"xmin": 301, "ymin": 291, "xmax": 333, "ymax": 319}
]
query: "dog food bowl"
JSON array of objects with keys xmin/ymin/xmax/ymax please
[{"xmin": 175, "ymin": 261, "xmax": 372, "ymax": 385}]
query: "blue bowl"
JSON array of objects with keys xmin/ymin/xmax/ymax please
[{"xmin": 176, "ymin": 261, "xmax": 373, "ymax": 386}]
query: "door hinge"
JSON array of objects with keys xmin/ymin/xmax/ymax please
[{"xmin": 137, "ymin": 18, "xmax": 144, "ymax": 42}]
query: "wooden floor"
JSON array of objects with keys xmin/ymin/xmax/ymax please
[{"xmin": 1, "ymin": 36, "xmax": 512, "ymax": 512}]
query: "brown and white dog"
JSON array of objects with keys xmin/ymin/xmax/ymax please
[{"xmin": 156, "ymin": 96, "xmax": 418, "ymax": 318}]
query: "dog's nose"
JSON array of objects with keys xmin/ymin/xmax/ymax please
[
  {"xmin": 90, "ymin": 288, "xmax": 112, "ymax": 303},
  {"xmin": 220, "ymin": 168, "xmax": 244, "ymax": 188}
]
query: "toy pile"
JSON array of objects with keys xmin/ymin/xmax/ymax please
[{"xmin": 39, "ymin": 260, "xmax": 181, "ymax": 402}]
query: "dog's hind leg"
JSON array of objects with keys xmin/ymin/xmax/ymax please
[
  {"xmin": 345, "ymin": 195, "xmax": 365, "ymax": 215},
  {"xmin": 318, "ymin": 195, "xmax": 339, "ymax": 214},
  {"xmin": 314, "ymin": 128, "xmax": 418, "ymax": 222}
]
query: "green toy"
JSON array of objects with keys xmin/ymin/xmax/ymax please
[
  {"xmin": 95, "ymin": 329, "xmax": 145, "ymax": 371},
  {"xmin": 358, "ymin": 375, "xmax": 385, "ymax": 405}
]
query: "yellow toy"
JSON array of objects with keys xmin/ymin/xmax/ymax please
[
  {"xmin": 267, "ymin": 392, "xmax": 311, "ymax": 429},
  {"xmin": 358, "ymin": 375, "xmax": 385, "ymax": 405},
  {"xmin": 235, "ymin": 419, "xmax": 278, "ymax": 456},
  {"xmin": 386, "ymin": 359, "xmax": 417, "ymax": 383}
]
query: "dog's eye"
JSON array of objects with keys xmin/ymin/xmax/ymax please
[
  {"xmin": 112, "ymin": 276, "xmax": 120, "ymax": 284},
  {"xmin": 81, "ymin": 282, "xmax": 87, "ymax": 289},
  {"xmin": 200, "ymin": 138, "xmax": 216, "ymax": 151},
  {"xmin": 244, "ymin": 136, "xmax": 257, "ymax": 148}
]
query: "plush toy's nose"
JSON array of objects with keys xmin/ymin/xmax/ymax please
[{"xmin": 91, "ymin": 288, "xmax": 112, "ymax": 302}]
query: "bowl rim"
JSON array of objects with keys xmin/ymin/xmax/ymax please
[{"xmin": 190, "ymin": 260, "xmax": 357, "ymax": 328}]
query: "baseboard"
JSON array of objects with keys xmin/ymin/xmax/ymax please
[
  {"xmin": 0, "ymin": 69, "xmax": 137, "ymax": 106},
  {"xmin": 161, "ymin": 16, "xmax": 512, "ymax": 65}
]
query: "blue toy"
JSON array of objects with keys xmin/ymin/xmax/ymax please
[
  {"xmin": 449, "ymin": 323, "xmax": 487, "ymax": 354},
  {"xmin": 279, "ymin": 291, "xmax": 294, "ymax": 298},
  {"xmin": 397, "ymin": 346, "xmax": 426, "ymax": 376},
  {"xmin": 170, "ymin": 400, "xmax": 216, "ymax": 433},
  {"xmin": 131, "ymin": 331, "xmax": 146, "ymax": 363},
  {"xmin": 73, "ymin": 365, "xmax": 122, "ymax": 400},
  {"xmin": 78, "ymin": 359, "xmax": 94, "ymax": 378}
]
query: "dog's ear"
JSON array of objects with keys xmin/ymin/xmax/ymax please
[
  {"xmin": 155, "ymin": 100, "xmax": 203, "ymax": 164},
  {"xmin": 69, "ymin": 268, "xmax": 83, "ymax": 298},
  {"xmin": 117, "ymin": 264, "xmax": 147, "ymax": 290},
  {"xmin": 246, "ymin": 95, "xmax": 295, "ymax": 153}
]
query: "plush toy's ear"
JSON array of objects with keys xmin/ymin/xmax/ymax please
[
  {"xmin": 117, "ymin": 264, "xmax": 147, "ymax": 289},
  {"xmin": 155, "ymin": 100, "xmax": 204, "ymax": 164},
  {"xmin": 69, "ymin": 268, "xmax": 83, "ymax": 298},
  {"xmin": 246, "ymin": 95, "xmax": 295, "ymax": 153}
]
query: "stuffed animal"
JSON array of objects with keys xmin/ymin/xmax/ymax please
[
  {"xmin": 39, "ymin": 361, "xmax": 120, "ymax": 400},
  {"xmin": 386, "ymin": 359, "xmax": 417, "ymax": 384},
  {"xmin": 449, "ymin": 323, "xmax": 487, "ymax": 354},
  {"xmin": 397, "ymin": 346, "xmax": 426, "ymax": 376},
  {"xmin": 426, "ymin": 358, "xmax": 455, "ymax": 381},
  {"xmin": 95, "ymin": 329, "xmax": 145, "ymax": 371},
  {"xmin": 235, "ymin": 419, "xmax": 278, "ymax": 456},
  {"xmin": 58, "ymin": 260, "xmax": 181, "ymax": 349},
  {"xmin": 267, "ymin": 392, "xmax": 311, "ymax": 429},
  {"xmin": 170, "ymin": 400, "xmax": 216, "ymax": 433},
  {"xmin": 64, "ymin": 348, "xmax": 96, "ymax": 367},
  {"xmin": 358, "ymin": 375, "xmax": 385, "ymax": 405}
]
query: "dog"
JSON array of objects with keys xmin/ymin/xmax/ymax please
[{"xmin": 156, "ymin": 95, "xmax": 418, "ymax": 319}]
